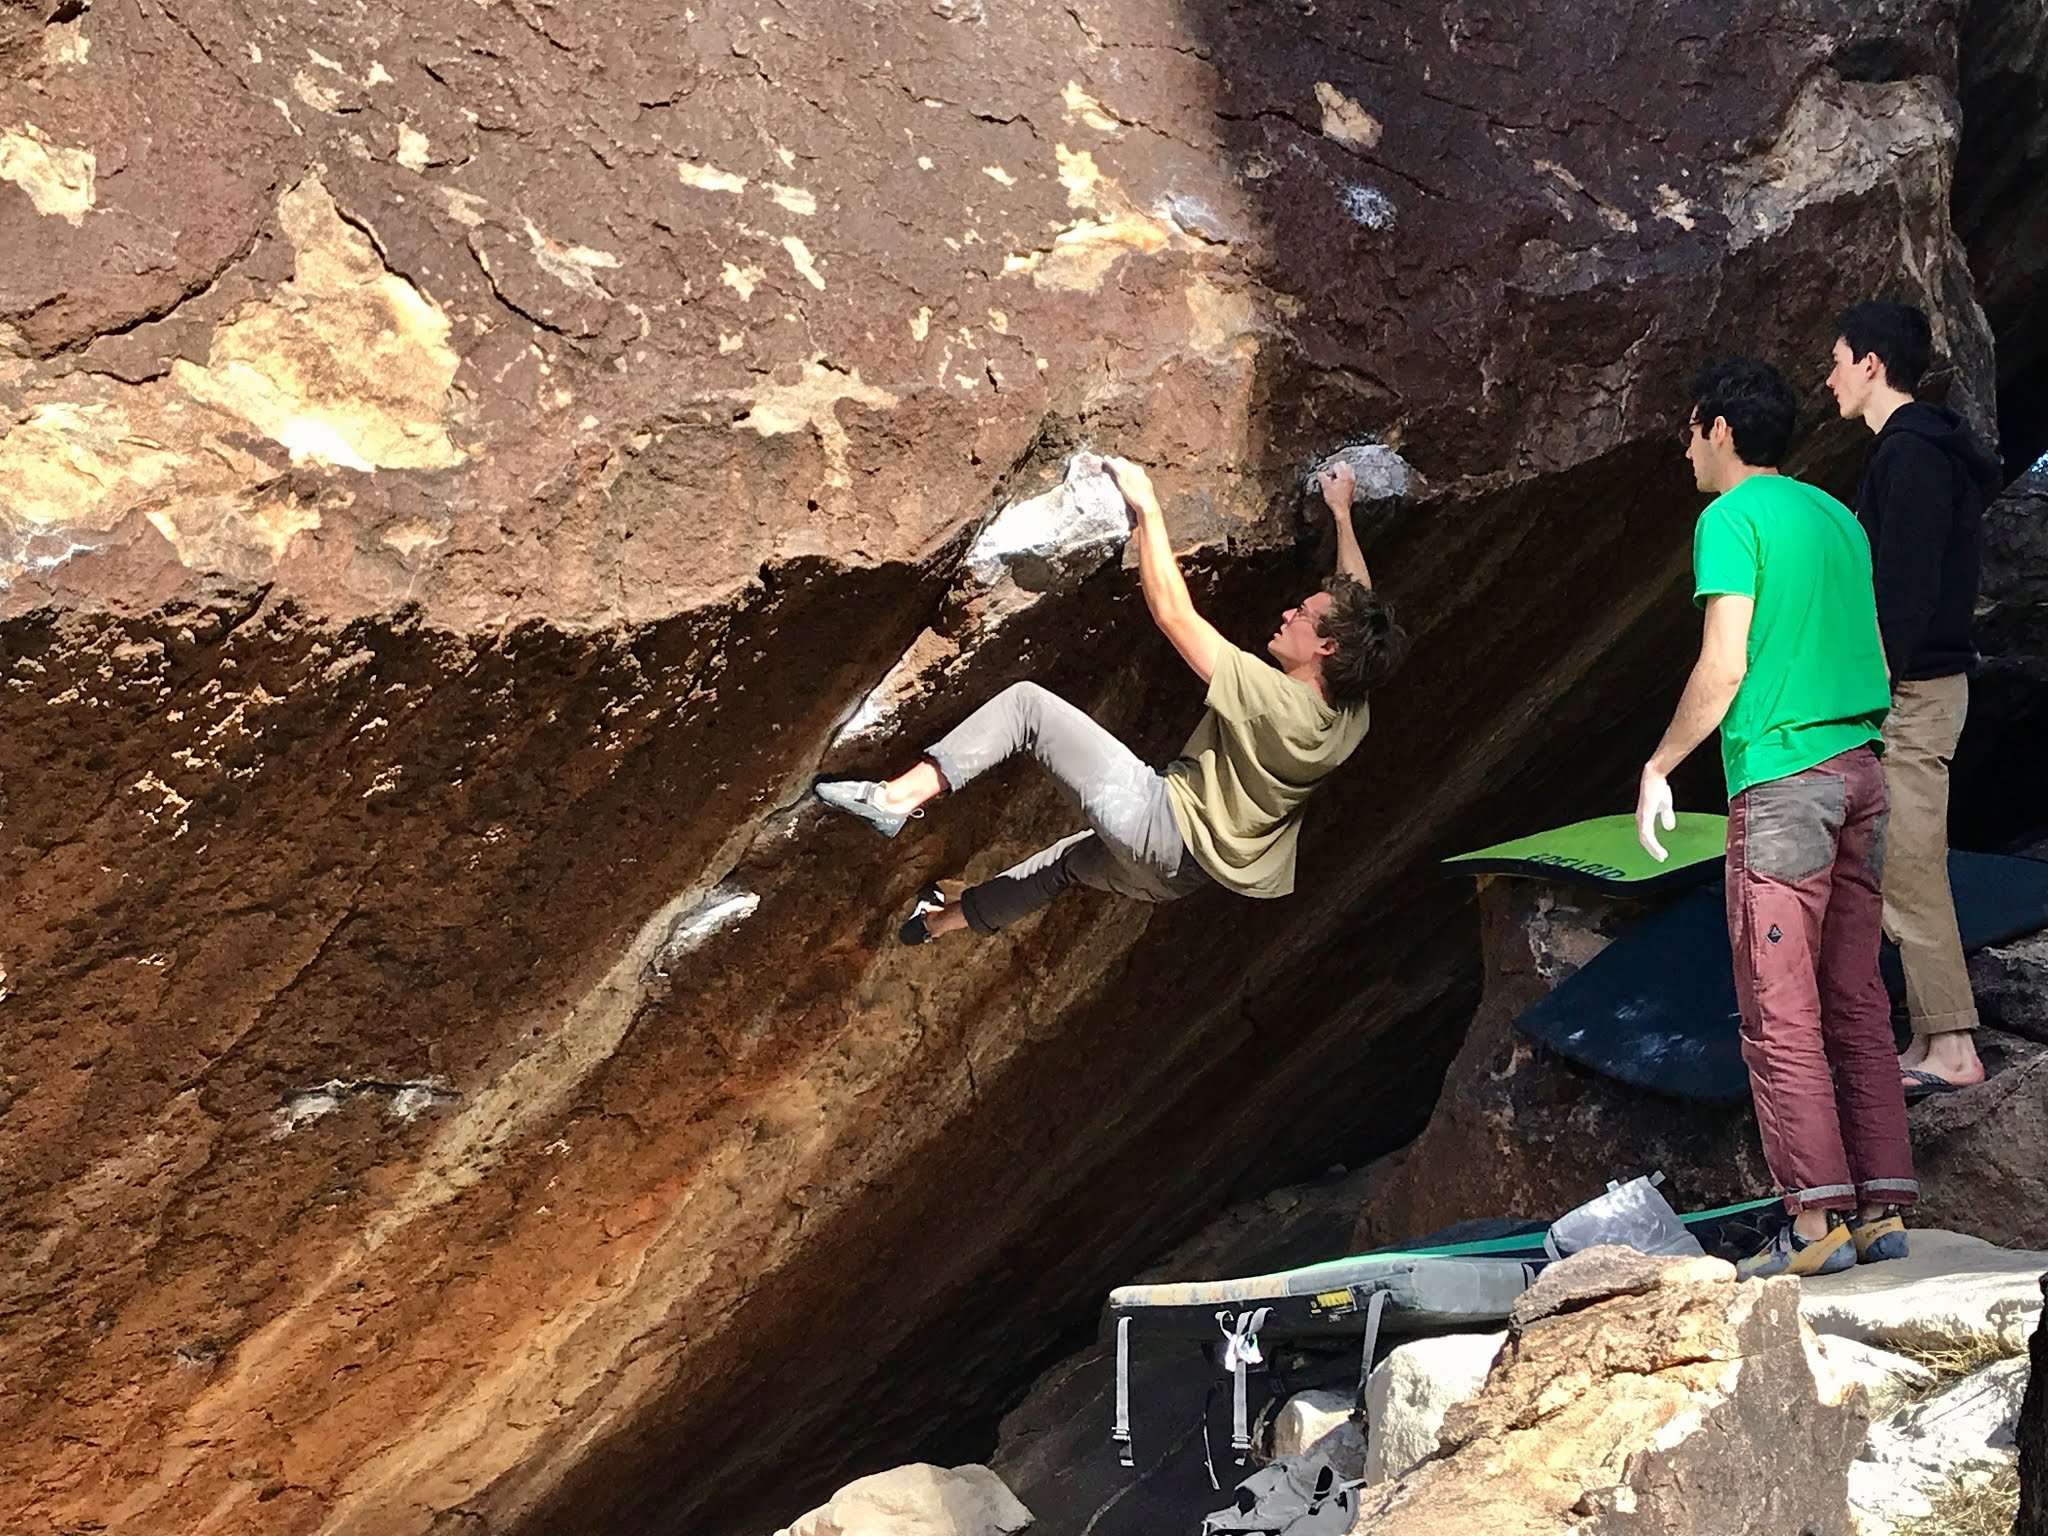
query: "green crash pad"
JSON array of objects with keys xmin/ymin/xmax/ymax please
[{"xmin": 1444, "ymin": 812, "xmax": 1728, "ymax": 893}]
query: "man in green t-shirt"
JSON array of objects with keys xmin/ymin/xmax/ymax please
[
  {"xmin": 813, "ymin": 457, "xmax": 1407, "ymax": 942},
  {"xmin": 1634, "ymin": 357, "xmax": 1914, "ymax": 1280}
]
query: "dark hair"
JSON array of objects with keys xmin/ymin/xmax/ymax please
[
  {"xmin": 1687, "ymin": 357, "xmax": 1798, "ymax": 467},
  {"xmin": 1316, "ymin": 575, "xmax": 1408, "ymax": 708},
  {"xmin": 1836, "ymin": 301, "xmax": 1932, "ymax": 394}
]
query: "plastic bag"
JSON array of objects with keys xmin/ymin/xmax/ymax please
[{"xmin": 1545, "ymin": 1172, "xmax": 1704, "ymax": 1260}]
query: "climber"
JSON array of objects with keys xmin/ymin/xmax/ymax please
[
  {"xmin": 814, "ymin": 456, "xmax": 1408, "ymax": 943},
  {"xmin": 1634, "ymin": 356, "xmax": 1915, "ymax": 1280},
  {"xmin": 1824, "ymin": 300, "xmax": 2004, "ymax": 1098}
]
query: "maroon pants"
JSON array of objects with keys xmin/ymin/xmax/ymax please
[{"xmin": 1727, "ymin": 746, "xmax": 1917, "ymax": 1215}]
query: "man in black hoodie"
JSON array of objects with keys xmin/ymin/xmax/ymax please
[{"xmin": 1826, "ymin": 301, "xmax": 2005, "ymax": 1094}]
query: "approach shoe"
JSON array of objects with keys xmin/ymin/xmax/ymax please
[
  {"xmin": 899, "ymin": 882, "xmax": 946, "ymax": 946},
  {"xmin": 1850, "ymin": 1209, "xmax": 1909, "ymax": 1265},
  {"xmin": 1736, "ymin": 1216, "xmax": 1856, "ymax": 1281},
  {"xmin": 815, "ymin": 779, "xmax": 918, "ymax": 839}
]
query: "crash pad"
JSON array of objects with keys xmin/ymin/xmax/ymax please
[
  {"xmin": 1443, "ymin": 812, "xmax": 1727, "ymax": 893},
  {"xmin": 1514, "ymin": 850, "xmax": 2048, "ymax": 1104},
  {"xmin": 1107, "ymin": 1196, "xmax": 1783, "ymax": 1341}
]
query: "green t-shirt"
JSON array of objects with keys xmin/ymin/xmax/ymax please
[
  {"xmin": 1164, "ymin": 644, "xmax": 1370, "ymax": 898},
  {"xmin": 1692, "ymin": 475, "xmax": 1891, "ymax": 799}
]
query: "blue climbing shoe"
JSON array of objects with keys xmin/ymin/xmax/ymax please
[
  {"xmin": 1737, "ymin": 1216, "xmax": 1856, "ymax": 1280},
  {"xmin": 1850, "ymin": 1210, "xmax": 1909, "ymax": 1265}
]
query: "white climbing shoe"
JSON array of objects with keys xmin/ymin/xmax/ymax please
[{"xmin": 815, "ymin": 779, "xmax": 917, "ymax": 839}]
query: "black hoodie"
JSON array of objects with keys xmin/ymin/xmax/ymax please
[{"xmin": 1853, "ymin": 402, "xmax": 2003, "ymax": 682}]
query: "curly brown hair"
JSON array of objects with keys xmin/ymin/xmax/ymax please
[{"xmin": 1316, "ymin": 575, "xmax": 1408, "ymax": 708}]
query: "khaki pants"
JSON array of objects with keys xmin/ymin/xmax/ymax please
[
  {"xmin": 1881, "ymin": 675, "xmax": 1979, "ymax": 1036},
  {"xmin": 924, "ymin": 682, "xmax": 1208, "ymax": 933}
]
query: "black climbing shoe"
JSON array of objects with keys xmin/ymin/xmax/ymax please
[
  {"xmin": 815, "ymin": 779, "xmax": 919, "ymax": 839},
  {"xmin": 899, "ymin": 882, "xmax": 945, "ymax": 945}
]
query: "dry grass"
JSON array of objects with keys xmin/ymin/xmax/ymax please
[
  {"xmin": 1895, "ymin": 1333, "xmax": 2030, "ymax": 1391},
  {"xmin": 1892, "ymin": 1464, "xmax": 2021, "ymax": 1536}
]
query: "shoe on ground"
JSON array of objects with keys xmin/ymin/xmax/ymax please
[
  {"xmin": 1737, "ymin": 1216, "xmax": 1857, "ymax": 1280},
  {"xmin": 815, "ymin": 780, "xmax": 917, "ymax": 839},
  {"xmin": 1849, "ymin": 1210, "xmax": 1909, "ymax": 1264}
]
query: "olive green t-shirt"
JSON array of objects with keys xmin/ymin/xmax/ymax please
[
  {"xmin": 1163, "ymin": 644, "xmax": 1370, "ymax": 898},
  {"xmin": 1692, "ymin": 475, "xmax": 1891, "ymax": 800}
]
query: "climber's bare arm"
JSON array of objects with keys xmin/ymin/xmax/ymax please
[
  {"xmin": 1316, "ymin": 461, "xmax": 1373, "ymax": 587},
  {"xmin": 1108, "ymin": 458, "xmax": 1225, "ymax": 684}
]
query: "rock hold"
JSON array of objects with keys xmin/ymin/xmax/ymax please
[{"xmin": 965, "ymin": 454, "xmax": 1132, "ymax": 594}]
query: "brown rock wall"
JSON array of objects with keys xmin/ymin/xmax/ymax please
[{"xmin": 1, "ymin": 1, "xmax": 2042, "ymax": 1532}]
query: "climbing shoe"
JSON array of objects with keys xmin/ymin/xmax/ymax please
[
  {"xmin": 899, "ymin": 882, "xmax": 945, "ymax": 946},
  {"xmin": 815, "ymin": 779, "xmax": 919, "ymax": 839},
  {"xmin": 1736, "ymin": 1215, "xmax": 1856, "ymax": 1280},
  {"xmin": 1850, "ymin": 1209, "xmax": 1909, "ymax": 1265}
]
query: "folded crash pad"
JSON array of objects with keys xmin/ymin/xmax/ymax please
[
  {"xmin": 1106, "ymin": 1195, "xmax": 1782, "ymax": 1342},
  {"xmin": 1443, "ymin": 812, "xmax": 1728, "ymax": 893},
  {"xmin": 1514, "ymin": 851, "xmax": 2048, "ymax": 1104},
  {"xmin": 1104, "ymin": 1195, "xmax": 1782, "ymax": 1469}
]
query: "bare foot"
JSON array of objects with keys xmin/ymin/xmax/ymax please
[
  {"xmin": 875, "ymin": 760, "xmax": 945, "ymax": 816},
  {"xmin": 925, "ymin": 903, "xmax": 969, "ymax": 938},
  {"xmin": 900, "ymin": 878, "xmax": 971, "ymax": 945},
  {"xmin": 1904, "ymin": 1031, "xmax": 1985, "ymax": 1089}
]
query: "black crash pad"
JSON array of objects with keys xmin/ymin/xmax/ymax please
[{"xmin": 1513, "ymin": 851, "xmax": 2048, "ymax": 1104}]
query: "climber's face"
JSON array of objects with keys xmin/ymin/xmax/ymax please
[
  {"xmin": 1826, "ymin": 337, "xmax": 1878, "ymax": 420},
  {"xmin": 1684, "ymin": 411, "xmax": 1735, "ymax": 494},
  {"xmin": 1270, "ymin": 590, "xmax": 1338, "ymax": 671}
]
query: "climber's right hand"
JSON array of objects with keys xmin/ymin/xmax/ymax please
[
  {"xmin": 1106, "ymin": 457, "xmax": 1161, "ymax": 519},
  {"xmin": 1635, "ymin": 766, "xmax": 1676, "ymax": 863},
  {"xmin": 1316, "ymin": 459, "xmax": 1356, "ymax": 513}
]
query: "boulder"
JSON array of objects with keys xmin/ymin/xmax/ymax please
[
  {"xmin": 1354, "ymin": 1253, "xmax": 1864, "ymax": 1534},
  {"xmin": 1362, "ymin": 1333, "xmax": 1504, "ymax": 1484},
  {"xmin": 1967, "ymin": 930, "xmax": 2048, "ymax": 1047},
  {"xmin": 775, "ymin": 1465, "xmax": 1031, "ymax": 1536},
  {"xmin": 1271, "ymin": 1390, "xmax": 1368, "ymax": 1479},
  {"xmin": 1957, "ymin": 474, "xmax": 2048, "ymax": 845},
  {"xmin": 1350, "ymin": 878, "xmax": 1774, "ymax": 1253},
  {"xmin": 1805, "ymin": 1335, "xmax": 1936, "ymax": 1420},
  {"xmin": 5, "ymin": 3, "xmax": 2047, "ymax": 1533},
  {"xmin": 1353, "ymin": 871, "xmax": 2048, "ymax": 1254},
  {"xmin": 1507, "ymin": 1247, "xmax": 1732, "ymax": 1331},
  {"xmin": 1799, "ymin": 1230, "xmax": 2048, "ymax": 1354},
  {"xmin": 2018, "ymin": 1276, "xmax": 2047, "ymax": 1536},
  {"xmin": 1847, "ymin": 1358, "xmax": 2029, "ymax": 1533},
  {"xmin": 1908, "ymin": 1038, "xmax": 2048, "ymax": 1248}
]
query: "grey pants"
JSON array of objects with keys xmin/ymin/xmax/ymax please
[{"xmin": 925, "ymin": 682, "xmax": 1208, "ymax": 933}]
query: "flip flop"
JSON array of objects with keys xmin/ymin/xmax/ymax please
[{"xmin": 1901, "ymin": 1068, "xmax": 1968, "ymax": 1100}]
